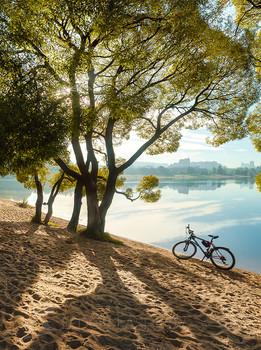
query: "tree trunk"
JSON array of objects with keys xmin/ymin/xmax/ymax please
[
  {"xmin": 44, "ymin": 198, "xmax": 54, "ymax": 225},
  {"xmin": 83, "ymin": 188, "xmax": 104, "ymax": 236},
  {"xmin": 99, "ymin": 174, "xmax": 117, "ymax": 233},
  {"xmin": 44, "ymin": 173, "xmax": 65, "ymax": 225},
  {"xmin": 33, "ymin": 174, "xmax": 43, "ymax": 223},
  {"xmin": 68, "ymin": 180, "xmax": 83, "ymax": 232}
]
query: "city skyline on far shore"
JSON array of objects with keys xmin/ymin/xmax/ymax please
[
  {"xmin": 132, "ymin": 158, "xmax": 257, "ymax": 169},
  {"xmin": 69, "ymin": 128, "xmax": 261, "ymax": 169},
  {"xmin": 115, "ymin": 128, "xmax": 261, "ymax": 169}
]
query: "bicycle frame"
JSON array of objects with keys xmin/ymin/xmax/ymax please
[{"xmin": 185, "ymin": 226, "xmax": 215, "ymax": 260}]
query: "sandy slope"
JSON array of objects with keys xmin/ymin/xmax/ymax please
[{"xmin": 0, "ymin": 198, "xmax": 260, "ymax": 350}]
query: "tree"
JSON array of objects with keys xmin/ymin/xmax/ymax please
[
  {"xmin": 45, "ymin": 166, "xmax": 82, "ymax": 230},
  {"xmin": 43, "ymin": 171, "xmax": 66, "ymax": 225},
  {"xmin": 0, "ymin": 50, "xmax": 69, "ymax": 223},
  {"xmin": 0, "ymin": 55, "xmax": 69, "ymax": 172},
  {"xmin": 0, "ymin": 66, "xmax": 70, "ymax": 222},
  {"xmin": 1, "ymin": 0, "xmax": 259, "ymax": 238},
  {"xmin": 218, "ymin": 1, "xmax": 261, "ymax": 148},
  {"xmin": 221, "ymin": 0, "xmax": 261, "ymax": 186},
  {"xmin": 255, "ymin": 172, "xmax": 261, "ymax": 191},
  {"xmin": 16, "ymin": 166, "xmax": 50, "ymax": 223},
  {"xmin": 0, "ymin": 24, "xmax": 70, "ymax": 221}
]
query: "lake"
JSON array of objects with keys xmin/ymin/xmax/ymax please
[{"xmin": 0, "ymin": 176, "xmax": 260, "ymax": 274}]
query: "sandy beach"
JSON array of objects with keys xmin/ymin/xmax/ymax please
[{"xmin": 0, "ymin": 198, "xmax": 260, "ymax": 350}]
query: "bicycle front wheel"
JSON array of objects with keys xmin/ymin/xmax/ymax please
[
  {"xmin": 210, "ymin": 247, "xmax": 235, "ymax": 270},
  {"xmin": 172, "ymin": 241, "xmax": 197, "ymax": 260}
]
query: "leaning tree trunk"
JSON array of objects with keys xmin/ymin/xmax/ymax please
[
  {"xmin": 67, "ymin": 180, "xmax": 83, "ymax": 232},
  {"xmin": 33, "ymin": 174, "xmax": 43, "ymax": 223},
  {"xmin": 99, "ymin": 174, "xmax": 117, "ymax": 234},
  {"xmin": 44, "ymin": 173, "xmax": 65, "ymax": 225}
]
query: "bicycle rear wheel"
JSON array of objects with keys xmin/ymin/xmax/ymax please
[
  {"xmin": 172, "ymin": 241, "xmax": 197, "ymax": 260},
  {"xmin": 210, "ymin": 247, "xmax": 235, "ymax": 270}
]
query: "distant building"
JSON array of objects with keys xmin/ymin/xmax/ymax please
[
  {"xmin": 241, "ymin": 161, "xmax": 255, "ymax": 169},
  {"xmin": 169, "ymin": 158, "xmax": 221, "ymax": 170},
  {"xmin": 191, "ymin": 161, "xmax": 221, "ymax": 170},
  {"xmin": 179, "ymin": 158, "xmax": 190, "ymax": 167}
]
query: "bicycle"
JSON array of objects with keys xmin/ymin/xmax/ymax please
[{"xmin": 172, "ymin": 224, "xmax": 235, "ymax": 270}]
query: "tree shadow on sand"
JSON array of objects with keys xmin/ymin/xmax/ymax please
[
  {"xmin": 0, "ymin": 220, "xmax": 79, "ymax": 350},
  {"xmin": 3, "ymin": 227, "xmax": 256, "ymax": 350}
]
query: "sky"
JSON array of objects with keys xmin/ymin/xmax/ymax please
[
  {"xmin": 115, "ymin": 128, "xmax": 261, "ymax": 168},
  {"xmin": 70, "ymin": 128, "xmax": 261, "ymax": 169}
]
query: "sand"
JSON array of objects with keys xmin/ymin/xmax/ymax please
[{"xmin": 0, "ymin": 198, "xmax": 260, "ymax": 350}]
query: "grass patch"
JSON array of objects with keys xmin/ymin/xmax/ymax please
[
  {"xmin": 18, "ymin": 198, "xmax": 28, "ymax": 208},
  {"xmin": 80, "ymin": 229, "xmax": 123, "ymax": 245},
  {"xmin": 47, "ymin": 222, "xmax": 59, "ymax": 227}
]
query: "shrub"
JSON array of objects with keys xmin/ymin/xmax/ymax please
[{"xmin": 18, "ymin": 198, "xmax": 28, "ymax": 208}]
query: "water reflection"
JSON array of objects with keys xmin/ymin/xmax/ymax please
[
  {"xmin": 159, "ymin": 178, "xmax": 255, "ymax": 194},
  {"xmin": 160, "ymin": 180, "xmax": 225, "ymax": 194},
  {"xmin": 0, "ymin": 177, "xmax": 32, "ymax": 201},
  {"xmin": 125, "ymin": 177, "xmax": 255, "ymax": 194}
]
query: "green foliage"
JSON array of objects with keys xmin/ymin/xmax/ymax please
[
  {"xmin": 136, "ymin": 175, "xmax": 161, "ymax": 203},
  {"xmin": 255, "ymin": 173, "xmax": 261, "ymax": 192},
  {"xmin": 0, "ymin": 74, "xmax": 69, "ymax": 172},
  {"xmin": 1, "ymin": 0, "xmax": 257, "ymax": 149},
  {"xmin": 219, "ymin": 1, "xmax": 261, "ymax": 151},
  {"xmin": 247, "ymin": 103, "xmax": 261, "ymax": 152},
  {"xmin": 16, "ymin": 166, "xmax": 50, "ymax": 190},
  {"xmin": 0, "ymin": 31, "xmax": 70, "ymax": 174},
  {"xmin": 49, "ymin": 167, "xmax": 77, "ymax": 193},
  {"xmin": 47, "ymin": 222, "xmax": 59, "ymax": 227}
]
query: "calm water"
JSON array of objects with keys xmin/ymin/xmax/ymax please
[{"xmin": 0, "ymin": 177, "xmax": 260, "ymax": 274}]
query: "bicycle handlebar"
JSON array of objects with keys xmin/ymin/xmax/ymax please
[{"xmin": 186, "ymin": 224, "xmax": 194, "ymax": 235}]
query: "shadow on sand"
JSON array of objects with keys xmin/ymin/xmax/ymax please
[{"xmin": 0, "ymin": 219, "xmax": 260, "ymax": 350}]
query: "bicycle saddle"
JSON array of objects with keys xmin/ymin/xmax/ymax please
[{"xmin": 208, "ymin": 235, "xmax": 219, "ymax": 239}]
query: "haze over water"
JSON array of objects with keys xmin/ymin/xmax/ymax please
[{"xmin": 1, "ymin": 177, "xmax": 260, "ymax": 274}]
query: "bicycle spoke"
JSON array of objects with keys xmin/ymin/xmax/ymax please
[
  {"xmin": 210, "ymin": 247, "xmax": 235, "ymax": 270},
  {"xmin": 172, "ymin": 241, "xmax": 197, "ymax": 259}
]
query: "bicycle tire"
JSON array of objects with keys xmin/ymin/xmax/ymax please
[
  {"xmin": 210, "ymin": 247, "xmax": 235, "ymax": 270},
  {"xmin": 172, "ymin": 241, "xmax": 197, "ymax": 260}
]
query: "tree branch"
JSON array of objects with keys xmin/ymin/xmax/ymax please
[
  {"xmin": 118, "ymin": 86, "xmax": 216, "ymax": 174},
  {"xmin": 115, "ymin": 189, "xmax": 140, "ymax": 202},
  {"xmin": 23, "ymin": 38, "xmax": 68, "ymax": 86},
  {"xmin": 93, "ymin": 148, "xmax": 108, "ymax": 165},
  {"xmin": 105, "ymin": 118, "xmax": 116, "ymax": 171},
  {"xmin": 55, "ymin": 158, "xmax": 82, "ymax": 181},
  {"xmin": 246, "ymin": 0, "xmax": 261, "ymax": 8},
  {"xmin": 95, "ymin": 59, "xmax": 115, "ymax": 77},
  {"xmin": 141, "ymin": 116, "xmax": 157, "ymax": 130},
  {"xmin": 85, "ymin": 132, "xmax": 99, "ymax": 182}
]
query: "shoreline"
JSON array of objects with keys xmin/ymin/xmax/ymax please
[
  {"xmin": 0, "ymin": 198, "xmax": 261, "ymax": 349},
  {"xmin": 124, "ymin": 174, "xmax": 253, "ymax": 180},
  {"xmin": 3, "ymin": 197, "xmax": 261, "ymax": 275}
]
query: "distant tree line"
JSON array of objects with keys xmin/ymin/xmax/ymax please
[{"xmin": 125, "ymin": 165, "xmax": 261, "ymax": 178}]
